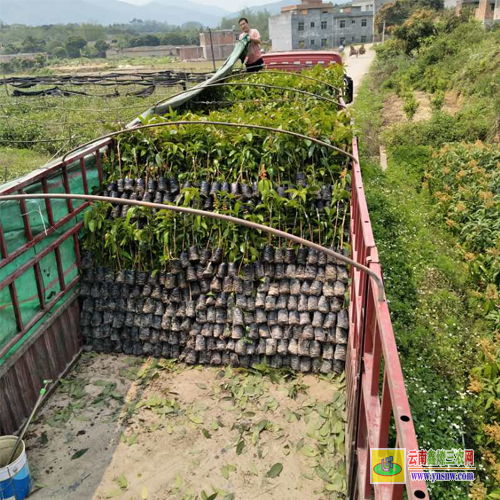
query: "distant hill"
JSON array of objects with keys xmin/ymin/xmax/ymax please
[{"xmin": 0, "ymin": 0, "xmax": 231, "ymax": 26}]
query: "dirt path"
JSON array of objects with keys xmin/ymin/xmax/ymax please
[
  {"xmin": 343, "ymin": 44, "xmax": 376, "ymax": 99},
  {"xmin": 26, "ymin": 354, "xmax": 347, "ymax": 500}
]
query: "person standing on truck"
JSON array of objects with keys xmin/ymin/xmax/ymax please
[{"xmin": 239, "ymin": 18, "xmax": 264, "ymax": 73}]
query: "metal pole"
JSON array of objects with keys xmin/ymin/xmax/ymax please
[
  {"xmin": 0, "ymin": 192, "xmax": 386, "ymax": 302},
  {"xmin": 208, "ymin": 29, "xmax": 216, "ymax": 72},
  {"xmin": 60, "ymin": 119, "xmax": 356, "ymax": 163}
]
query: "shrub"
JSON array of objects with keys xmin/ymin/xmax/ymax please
[{"xmin": 383, "ymin": 110, "xmax": 489, "ymax": 149}]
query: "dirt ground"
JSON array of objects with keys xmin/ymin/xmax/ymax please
[
  {"xmin": 381, "ymin": 93, "xmax": 406, "ymax": 126},
  {"xmin": 25, "ymin": 353, "xmax": 347, "ymax": 500},
  {"xmin": 343, "ymin": 44, "xmax": 376, "ymax": 99},
  {"xmin": 382, "ymin": 89, "xmax": 462, "ymax": 127},
  {"xmin": 442, "ymin": 89, "xmax": 463, "ymax": 115},
  {"xmin": 412, "ymin": 91, "xmax": 432, "ymax": 122}
]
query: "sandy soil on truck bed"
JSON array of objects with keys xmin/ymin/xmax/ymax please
[{"xmin": 25, "ymin": 353, "xmax": 347, "ymax": 500}]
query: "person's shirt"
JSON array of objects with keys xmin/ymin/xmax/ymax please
[{"xmin": 239, "ymin": 29, "xmax": 262, "ymax": 64}]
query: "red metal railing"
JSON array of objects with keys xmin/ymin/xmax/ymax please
[
  {"xmin": 347, "ymin": 137, "xmax": 429, "ymax": 499},
  {"xmin": 0, "ymin": 141, "xmax": 111, "ymax": 360}
]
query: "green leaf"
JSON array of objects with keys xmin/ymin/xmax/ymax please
[
  {"xmin": 301, "ymin": 444, "xmax": 317, "ymax": 457},
  {"xmin": 71, "ymin": 448, "xmax": 89, "ymax": 460},
  {"xmin": 105, "ymin": 489, "xmax": 122, "ymax": 498},
  {"xmin": 127, "ymin": 434, "xmax": 138, "ymax": 446},
  {"xmin": 74, "ymin": 414, "xmax": 91, "ymax": 422},
  {"xmin": 92, "ymin": 380, "xmax": 110, "ymax": 387},
  {"xmin": 174, "ymin": 475, "xmax": 183, "ymax": 489},
  {"xmin": 141, "ymin": 485, "xmax": 149, "ymax": 499},
  {"xmin": 266, "ymin": 463, "xmax": 283, "ymax": 478},
  {"xmin": 236, "ymin": 439, "xmax": 245, "ymax": 455},
  {"xmin": 315, "ymin": 466, "xmax": 331, "ymax": 483},
  {"xmin": 202, "ymin": 429, "xmax": 212, "ymax": 439},
  {"xmin": 201, "ymin": 491, "xmax": 218, "ymax": 500},
  {"xmin": 117, "ymin": 474, "xmax": 128, "ymax": 490},
  {"xmin": 188, "ymin": 413, "xmax": 204, "ymax": 425},
  {"xmin": 40, "ymin": 432, "xmax": 49, "ymax": 445}
]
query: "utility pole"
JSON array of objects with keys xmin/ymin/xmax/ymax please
[
  {"xmin": 208, "ymin": 28, "xmax": 216, "ymax": 72},
  {"xmin": 382, "ymin": 20, "xmax": 386, "ymax": 43}
]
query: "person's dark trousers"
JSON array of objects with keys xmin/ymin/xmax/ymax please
[{"xmin": 246, "ymin": 58, "xmax": 264, "ymax": 73}]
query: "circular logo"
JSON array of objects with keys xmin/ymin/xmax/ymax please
[{"xmin": 373, "ymin": 462, "xmax": 403, "ymax": 477}]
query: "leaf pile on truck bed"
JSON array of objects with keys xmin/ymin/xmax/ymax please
[{"xmin": 80, "ymin": 64, "xmax": 353, "ymax": 373}]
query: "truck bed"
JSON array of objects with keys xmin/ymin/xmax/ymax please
[{"xmin": 26, "ymin": 354, "xmax": 346, "ymax": 500}]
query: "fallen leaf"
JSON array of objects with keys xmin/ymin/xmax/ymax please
[
  {"xmin": 300, "ymin": 444, "xmax": 317, "ymax": 457},
  {"xmin": 236, "ymin": 439, "xmax": 245, "ymax": 455},
  {"xmin": 74, "ymin": 415, "xmax": 91, "ymax": 422},
  {"xmin": 188, "ymin": 413, "xmax": 204, "ymax": 425},
  {"xmin": 141, "ymin": 485, "xmax": 149, "ymax": 499},
  {"xmin": 266, "ymin": 463, "xmax": 283, "ymax": 478},
  {"xmin": 93, "ymin": 380, "xmax": 110, "ymax": 387},
  {"xmin": 174, "ymin": 475, "xmax": 183, "ymax": 489},
  {"xmin": 40, "ymin": 432, "xmax": 49, "ymax": 445},
  {"xmin": 105, "ymin": 489, "xmax": 122, "ymax": 498},
  {"xmin": 117, "ymin": 474, "xmax": 128, "ymax": 490},
  {"xmin": 71, "ymin": 448, "xmax": 89, "ymax": 460},
  {"xmin": 315, "ymin": 466, "xmax": 331, "ymax": 483},
  {"xmin": 202, "ymin": 429, "xmax": 212, "ymax": 439}
]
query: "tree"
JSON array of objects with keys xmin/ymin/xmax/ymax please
[
  {"xmin": 52, "ymin": 46, "xmax": 68, "ymax": 58},
  {"xmin": 21, "ymin": 35, "xmax": 45, "ymax": 53},
  {"xmin": 140, "ymin": 34, "xmax": 160, "ymax": 46},
  {"xmin": 3, "ymin": 43, "xmax": 20, "ymax": 55},
  {"xmin": 65, "ymin": 35, "xmax": 87, "ymax": 58},
  {"xmin": 375, "ymin": 0, "xmax": 413, "ymax": 35},
  {"xmin": 375, "ymin": 0, "xmax": 444, "ymax": 35},
  {"xmin": 393, "ymin": 9, "xmax": 437, "ymax": 54},
  {"xmin": 94, "ymin": 39, "xmax": 109, "ymax": 56},
  {"xmin": 181, "ymin": 21, "xmax": 203, "ymax": 30},
  {"xmin": 219, "ymin": 8, "xmax": 270, "ymax": 41}
]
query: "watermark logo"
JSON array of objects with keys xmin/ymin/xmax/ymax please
[
  {"xmin": 371, "ymin": 449, "xmax": 406, "ymax": 484},
  {"xmin": 408, "ymin": 449, "xmax": 475, "ymax": 470}
]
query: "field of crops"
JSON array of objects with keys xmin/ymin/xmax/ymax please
[{"xmin": 0, "ymin": 71, "xmax": 204, "ymax": 182}]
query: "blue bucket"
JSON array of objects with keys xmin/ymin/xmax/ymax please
[{"xmin": 0, "ymin": 436, "xmax": 31, "ymax": 500}]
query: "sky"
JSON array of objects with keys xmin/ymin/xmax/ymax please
[{"xmin": 121, "ymin": 0, "xmax": 275, "ymax": 12}]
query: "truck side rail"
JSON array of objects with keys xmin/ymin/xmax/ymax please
[{"xmin": 347, "ymin": 137, "xmax": 428, "ymax": 499}]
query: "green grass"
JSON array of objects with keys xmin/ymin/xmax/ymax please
[
  {"xmin": 0, "ymin": 147, "xmax": 50, "ymax": 184},
  {"xmin": 354, "ymin": 76, "xmax": 483, "ymax": 500}
]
